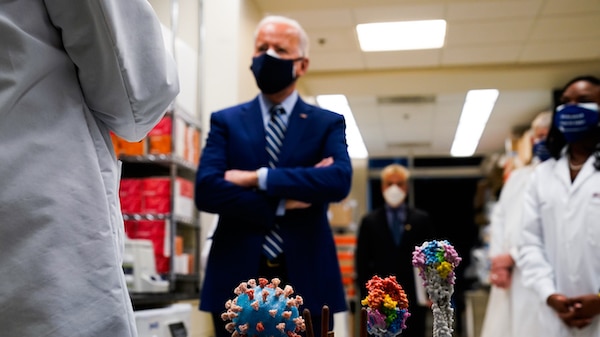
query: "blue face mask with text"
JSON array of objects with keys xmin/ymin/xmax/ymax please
[{"xmin": 554, "ymin": 102, "xmax": 599, "ymax": 143}]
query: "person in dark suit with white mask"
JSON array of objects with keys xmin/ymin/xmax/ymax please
[{"xmin": 356, "ymin": 163, "xmax": 436, "ymax": 337}]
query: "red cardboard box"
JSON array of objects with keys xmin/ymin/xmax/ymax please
[
  {"xmin": 119, "ymin": 179, "xmax": 143, "ymax": 213},
  {"xmin": 142, "ymin": 177, "xmax": 171, "ymax": 197}
]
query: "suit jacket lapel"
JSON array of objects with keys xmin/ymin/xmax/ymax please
[
  {"xmin": 278, "ymin": 98, "xmax": 311, "ymax": 164},
  {"xmin": 240, "ymin": 98, "xmax": 268, "ymax": 165}
]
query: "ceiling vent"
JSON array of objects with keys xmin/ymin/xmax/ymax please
[{"xmin": 377, "ymin": 95, "xmax": 436, "ymax": 105}]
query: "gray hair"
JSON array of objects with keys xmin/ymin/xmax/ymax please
[
  {"xmin": 531, "ymin": 111, "xmax": 552, "ymax": 131},
  {"xmin": 254, "ymin": 15, "xmax": 310, "ymax": 57}
]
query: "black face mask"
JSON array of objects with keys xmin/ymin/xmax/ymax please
[{"xmin": 250, "ymin": 53, "xmax": 301, "ymax": 94}]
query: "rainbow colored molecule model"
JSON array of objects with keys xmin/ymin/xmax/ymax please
[{"xmin": 361, "ymin": 275, "xmax": 410, "ymax": 337}]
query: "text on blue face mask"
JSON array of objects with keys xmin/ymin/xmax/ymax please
[{"xmin": 554, "ymin": 102, "xmax": 600, "ymax": 142}]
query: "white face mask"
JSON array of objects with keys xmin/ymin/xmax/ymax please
[{"xmin": 383, "ymin": 185, "xmax": 406, "ymax": 207}]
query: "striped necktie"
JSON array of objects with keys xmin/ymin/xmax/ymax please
[{"xmin": 263, "ymin": 105, "xmax": 287, "ymax": 260}]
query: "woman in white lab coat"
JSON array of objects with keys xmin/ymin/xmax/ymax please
[
  {"xmin": 519, "ymin": 75, "xmax": 600, "ymax": 337},
  {"xmin": 480, "ymin": 111, "xmax": 551, "ymax": 337},
  {"xmin": 0, "ymin": 1, "xmax": 178, "ymax": 336}
]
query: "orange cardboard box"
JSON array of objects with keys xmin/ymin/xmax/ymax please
[
  {"xmin": 120, "ymin": 139, "xmax": 146, "ymax": 156},
  {"xmin": 175, "ymin": 236, "xmax": 184, "ymax": 256},
  {"xmin": 148, "ymin": 116, "xmax": 172, "ymax": 155}
]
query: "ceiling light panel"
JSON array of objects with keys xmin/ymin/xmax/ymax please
[{"xmin": 356, "ymin": 19, "xmax": 446, "ymax": 52}]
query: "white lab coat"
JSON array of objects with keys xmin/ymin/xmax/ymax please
[
  {"xmin": 480, "ymin": 166, "xmax": 542, "ymax": 337},
  {"xmin": 0, "ymin": 1, "xmax": 178, "ymax": 336},
  {"xmin": 518, "ymin": 152, "xmax": 600, "ymax": 337}
]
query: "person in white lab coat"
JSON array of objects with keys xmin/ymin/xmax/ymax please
[
  {"xmin": 480, "ymin": 111, "xmax": 551, "ymax": 337},
  {"xmin": 0, "ymin": 1, "xmax": 179, "ymax": 336},
  {"xmin": 518, "ymin": 75, "xmax": 600, "ymax": 337}
]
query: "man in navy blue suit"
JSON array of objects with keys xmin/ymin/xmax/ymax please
[{"xmin": 195, "ymin": 15, "xmax": 352, "ymax": 337}]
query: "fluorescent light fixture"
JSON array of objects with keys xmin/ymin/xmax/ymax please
[
  {"xmin": 356, "ymin": 19, "xmax": 446, "ymax": 52},
  {"xmin": 450, "ymin": 89, "xmax": 499, "ymax": 157},
  {"xmin": 316, "ymin": 94, "xmax": 368, "ymax": 159}
]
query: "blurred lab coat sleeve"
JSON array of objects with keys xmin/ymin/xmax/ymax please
[
  {"xmin": 488, "ymin": 197, "xmax": 505, "ymax": 258},
  {"xmin": 46, "ymin": 0, "xmax": 180, "ymax": 141},
  {"xmin": 517, "ymin": 170, "xmax": 556, "ymax": 302}
]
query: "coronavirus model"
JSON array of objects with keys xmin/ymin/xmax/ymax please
[
  {"xmin": 412, "ymin": 240, "xmax": 461, "ymax": 337},
  {"xmin": 360, "ymin": 275, "xmax": 410, "ymax": 337},
  {"xmin": 221, "ymin": 278, "xmax": 306, "ymax": 337}
]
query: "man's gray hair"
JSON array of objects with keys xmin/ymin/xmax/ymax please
[{"xmin": 254, "ymin": 15, "xmax": 310, "ymax": 57}]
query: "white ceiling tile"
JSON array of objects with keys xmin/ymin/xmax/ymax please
[
  {"xmin": 446, "ymin": 0, "xmax": 544, "ymax": 21},
  {"xmin": 530, "ymin": 14, "xmax": 600, "ymax": 41},
  {"xmin": 305, "ymin": 27, "xmax": 359, "ymax": 52},
  {"xmin": 384, "ymin": 126, "xmax": 432, "ymax": 144},
  {"xmin": 478, "ymin": 126, "xmax": 512, "ymax": 153},
  {"xmin": 380, "ymin": 104, "xmax": 434, "ymax": 144},
  {"xmin": 273, "ymin": 9, "xmax": 354, "ymax": 28},
  {"xmin": 442, "ymin": 44, "xmax": 521, "ymax": 66},
  {"xmin": 519, "ymin": 38, "xmax": 600, "ymax": 62},
  {"xmin": 541, "ymin": 0, "xmax": 600, "ymax": 15},
  {"xmin": 308, "ymin": 51, "xmax": 365, "ymax": 71},
  {"xmin": 363, "ymin": 50, "xmax": 441, "ymax": 69},
  {"xmin": 434, "ymin": 93, "xmax": 467, "ymax": 105},
  {"xmin": 353, "ymin": 4, "xmax": 446, "ymax": 23},
  {"xmin": 347, "ymin": 95, "xmax": 378, "ymax": 106},
  {"xmin": 445, "ymin": 19, "xmax": 534, "ymax": 46},
  {"xmin": 350, "ymin": 103, "xmax": 382, "ymax": 127}
]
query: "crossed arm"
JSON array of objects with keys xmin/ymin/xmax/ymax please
[{"xmin": 224, "ymin": 156, "xmax": 335, "ymax": 210}]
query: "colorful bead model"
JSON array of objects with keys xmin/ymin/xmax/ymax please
[
  {"xmin": 221, "ymin": 278, "xmax": 306, "ymax": 337},
  {"xmin": 412, "ymin": 240, "xmax": 461, "ymax": 337},
  {"xmin": 360, "ymin": 275, "xmax": 410, "ymax": 337}
]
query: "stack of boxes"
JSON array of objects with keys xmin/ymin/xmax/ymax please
[
  {"xmin": 124, "ymin": 219, "xmax": 170, "ymax": 274},
  {"xmin": 119, "ymin": 177, "xmax": 194, "ymax": 219},
  {"xmin": 114, "ymin": 113, "xmax": 200, "ymax": 277},
  {"xmin": 120, "ymin": 177, "xmax": 195, "ymax": 275},
  {"xmin": 328, "ymin": 199, "xmax": 358, "ymax": 302},
  {"xmin": 111, "ymin": 114, "xmax": 201, "ymax": 166},
  {"xmin": 334, "ymin": 235, "xmax": 357, "ymax": 300}
]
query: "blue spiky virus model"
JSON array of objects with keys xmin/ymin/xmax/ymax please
[{"xmin": 221, "ymin": 278, "xmax": 306, "ymax": 337}]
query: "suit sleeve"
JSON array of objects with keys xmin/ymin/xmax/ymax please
[
  {"xmin": 266, "ymin": 113, "xmax": 352, "ymax": 203},
  {"xmin": 195, "ymin": 112, "xmax": 278, "ymax": 223},
  {"xmin": 45, "ymin": 0, "xmax": 179, "ymax": 141}
]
